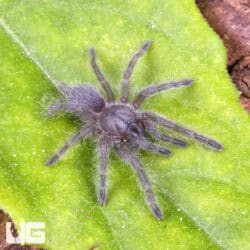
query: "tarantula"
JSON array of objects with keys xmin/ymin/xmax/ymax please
[{"xmin": 46, "ymin": 40, "xmax": 223, "ymax": 220}]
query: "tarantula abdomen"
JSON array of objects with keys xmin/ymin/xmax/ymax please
[{"xmin": 57, "ymin": 83, "xmax": 106, "ymax": 114}]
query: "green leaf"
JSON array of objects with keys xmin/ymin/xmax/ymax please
[{"xmin": 0, "ymin": 1, "xmax": 249, "ymax": 249}]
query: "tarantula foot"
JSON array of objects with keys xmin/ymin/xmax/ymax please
[
  {"xmin": 172, "ymin": 138, "xmax": 188, "ymax": 147},
  {"xmin": 207, "ymin": 139, "xmax": 223, "ymax": 151},
  {"xmin": 158, "ymin": 148, "xmax": 172, "ymax": 156},
  {"xmin": 151, "ymin": 205, "xmax": 163, "ymax": 220},
  {"xmin": 98, "ymin": 189, "xmax": 107, "ymax": 205},
  {"xmin": 45, "ymin": 155, "xmax": 59, "ymax": 167}
]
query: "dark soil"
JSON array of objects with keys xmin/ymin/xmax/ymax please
[{"xmin": 1, "ymin": 1, "xmax": 250, "ymax": 249}]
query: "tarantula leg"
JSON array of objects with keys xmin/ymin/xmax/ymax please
[
  {"xmin": 90, "ymin": 48, "xmax": 115, "ymax": 101},
  {"xmin": 133, "ymin": 79, "xmax": 193, "ymax": 109},
  {"xmin": 45, "ymin": 127, "xmax": 91, "ymax": 166},
  {"xmin": 48, "ymin": 103, "xmax": 70, "ymax": 116},
  {"xmin": 118, "ymin": 150, "xmax": 163, "ymax": 219},
  {"xmin": 136, "ymin": 136, "xmax": 172, "ymax": 156},
  {"xmin": 98, "ymin": 140, "xmax": 109, "ymax": 205},
  {"xmin": 121, "ymin": 40, "xmax": 151, "ymax": 103},
  {"xmin": 144, "ymin": 121, "xmax": 187, "ymax": 147},
  {"xmin": 144, "ymin": 112, "xmax": 223, "ymax": 151}
]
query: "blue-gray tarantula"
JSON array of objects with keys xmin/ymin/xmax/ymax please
[{"xmin": 46, "ymin": 40, "xmax": 223, "ymax": 219}]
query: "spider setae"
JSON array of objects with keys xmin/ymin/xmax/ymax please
[{"xmin": 46, "ymin": 40, "xmax": 223, "ymax": 220}]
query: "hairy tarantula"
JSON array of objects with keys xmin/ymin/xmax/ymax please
[{"xmin": 46, "ymin": 40, "xmax": 223, "ymax": 220}]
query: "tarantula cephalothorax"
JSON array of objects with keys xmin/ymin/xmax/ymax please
[{"xmin": 46, "ymin": 40, "xmax": 223, "ymax": 219}]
